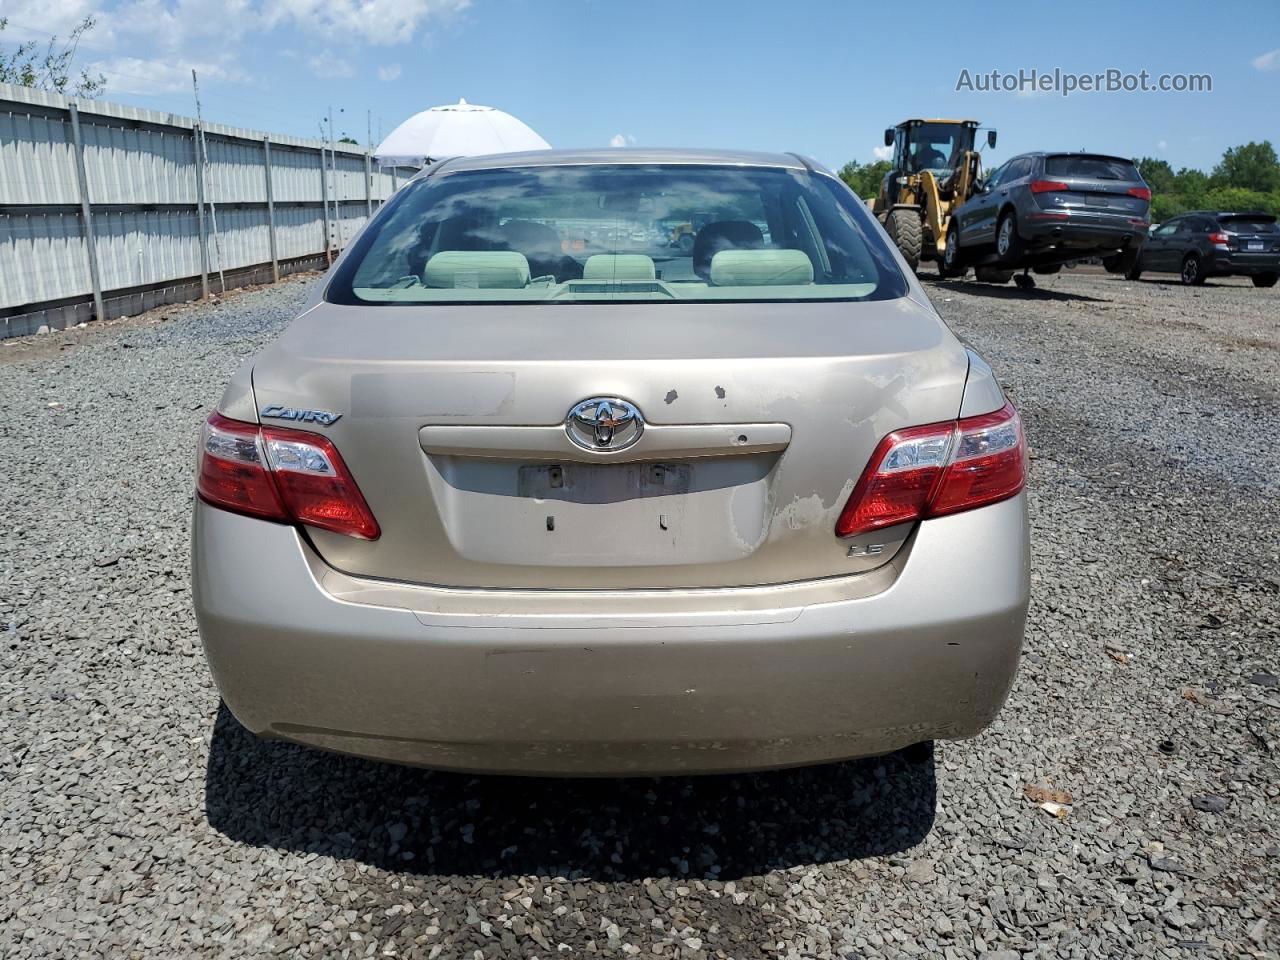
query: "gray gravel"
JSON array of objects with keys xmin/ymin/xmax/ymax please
[{"xmin": 2, "ymin": 268, "xmax": 1278, "ymax": 959}]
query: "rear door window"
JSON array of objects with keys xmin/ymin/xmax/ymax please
[
  {"xmin": 1002, "ymin": 158, "xmax": 1029, "ymax": 182},
  {"xmin": 1044, "ymin": 155, "xmax": 1142, "ymax": 181}
]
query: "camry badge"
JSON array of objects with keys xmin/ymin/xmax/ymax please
[
  {"xmin": 565, "ymin": 397, "xmax": 644, "ymax": 451},
  {"xmin": 261, "ymin": 404, "xmax": 342, "ymax": 426}
]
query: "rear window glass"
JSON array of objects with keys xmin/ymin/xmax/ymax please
[
  {"xmin": 1044, "ymin": 155, "xmax": 1141, "ymax": 181},
  {"xmin": 327, "ymin": 164, "xmax": 908, "ymax": 305},
  {"xmin": 1220, "ymin": 215, "xmax": 1278, "ymax": 233}
]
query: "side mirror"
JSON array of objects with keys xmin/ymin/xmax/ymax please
[
  {"xmin": 884, "ymin": 128, "xmax": 894, "ymax": 148},
  {"xmin": 987, "ymin": 130, "xmax": 998, "ymax": 149}
]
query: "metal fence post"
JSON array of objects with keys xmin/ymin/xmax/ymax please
[
  {"xmin": 365, "ymin": 150, "xmax": 373, "ymax": 218},
  {"xmin": 192, "ymin": 123, "xmax": 211, "ymax": 298},
  {"xmin": 318, "ymin": 147, "xmax": 332, "ymax": 265},
  {"xmin": 263, "ymin": 138, "xmax": 280, "ymax": 282},
  {"xmin": 66, "ymin": 103, "xmax": 105, "ymax": 322}
]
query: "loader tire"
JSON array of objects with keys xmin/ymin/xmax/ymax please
[{"xmin": 886, "ymin": 208, "xmax": 923, "ymax": 272}]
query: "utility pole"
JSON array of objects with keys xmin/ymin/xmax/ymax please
[{"xmin": 192, "ymin": 70, "xmax": 226, "ymax": 294}]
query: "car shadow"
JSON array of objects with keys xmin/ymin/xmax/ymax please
[
  {"xmin": 924, "ymin": 277, "xmax": 1110, "ymax": 303},
  {"xmin": 1124, "ymin": 277, "xmax": 1239, "ymax": 288},
  {"xmin": 204, "ymin": 705, "xmax": 936, "ymax": 881}
]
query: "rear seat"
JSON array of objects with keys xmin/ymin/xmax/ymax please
[
  {"xmin": 424, "ymin": 251, "xmax": 530, "ymax": 289},
  {"xmin": 582, "ymin": 254, "xmax": 656, "ymax": 281},
  {"xmin": 709, "ymin": 249, "xmax": 814, "ymax": 286}
]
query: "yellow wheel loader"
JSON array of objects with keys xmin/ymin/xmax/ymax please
[{"xmin": 872, "ymin": 119, "xmax": 997, "ymax": 275}]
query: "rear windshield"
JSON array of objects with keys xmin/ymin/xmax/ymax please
[
  {"xmin": 327, "ymin": 164, "xmax": 908, "ymax": 305},
  {"xmin": 1220, "ymin": 215, "xmax": 1278, "ymax": 233},
  {"xmin": 1044, "ymin": 155, "xmax": 1141, "ymax": 182}
]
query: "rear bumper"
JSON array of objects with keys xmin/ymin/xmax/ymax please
[
  {"xmin": 193, "ymin": 495, "xmax": 1030, "ymax": 775},
  {"xmin": 1021, "ymin": 214, "xmax": 1145, "ymax": 251},
  {"xmin": 1206, "ymin": 252, "xmax": 1280, "ymax": 276}
]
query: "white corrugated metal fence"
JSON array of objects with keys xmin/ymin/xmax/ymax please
[{"xmin": 0, "ymin": 83, "xmax": 407, "ymax": 338}]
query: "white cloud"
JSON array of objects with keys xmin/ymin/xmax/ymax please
[
  {"xmin": 264, "ymin": 0, "xmax": 470, "ymax": 45},
  {"xmin": 0, "ymin": 0, "xmax": 109, "ymax": 43},
  {"xmin": 87, "ymin": 56, "xmax": 243, "ymax": 94},
  {"xmin": 872, "ymin": 145, "xmax": 892, "ymax": 161},
  {"xmin": 5, "ymin": 0, "xmax": 466, "ymax": 104},
  {"xmin": 307, "ymin": 52, "xmax": 354, "ymax": 78},
  {"xmin": 609, "ymin": 133, "xmax": 636, "ymax": 148},
  {"xmin": 1254, "ymin": 49, "xmax": 1280, "ymax": 71},
  {"xmin": 1157, "ymin": 139, "xmax": 1168, "ymax": 152}
]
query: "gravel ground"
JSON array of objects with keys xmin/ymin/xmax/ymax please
[{"xmin": 2, "ymin": 268, "xmax": 1278, "ymax": 959}]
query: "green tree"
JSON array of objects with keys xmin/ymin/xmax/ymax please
[
  {"xmin": 0, "ymin": 16, "xmax": 106, "ymax": 97},
  {"xmin": 1134, "ymin": 156, "xmax": 1176, "ymax": 195},
  {"xmin": 1173, "ymin": 167, "xmax": 1211, "ymax": 206},
  {"xmin": 1203, "ymin": 187, "xmax": 1278, "ymax": 215},
  {"xmin": 838, "ymin": 160, "xmax": 891, "ymax": 201},
  {"xmin": 1212, "ymin": 141, "xmax": 1280, "ymax": 193}
]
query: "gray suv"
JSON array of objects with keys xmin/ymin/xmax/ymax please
[
  {"xmin": 1110, "ymin": 211, "xmax": 1280, "ymax": 286},
  {"xmin": 944, "ymin": 152, "xmax": 1151, "ymax": 288}
]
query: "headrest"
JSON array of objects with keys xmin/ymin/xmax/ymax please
[
  {"xmin": 499, "ymin": 219, "xmax": 562, "ymax": 254},
  {"xmin": 424, "ymin": 251, "xmax": 531, "ymax": 289},
  {"xmin": 709, "ymin": 249, "xmax": 814, "ymax": 287},
  {"xmin": 582, "ymin": 254, "xmax": 657, "ymax": 281},
  {"xmin": 692, "ymin": 220, "xmax": 764, "ymax": 279}
]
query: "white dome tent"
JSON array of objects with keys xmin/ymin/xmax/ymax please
[{"xmin": 373, "ymin": 99, "xmax": 551, "ymax": 167}]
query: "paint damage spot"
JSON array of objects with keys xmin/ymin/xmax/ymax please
[
  {"xmin": 714, "ymin": 386, "xmax": 726, "ymax": 399},
  {"xmin": 664, "ymin": 389, "xmax": 678, "ymax": 404}
]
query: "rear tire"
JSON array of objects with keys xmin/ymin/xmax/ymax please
[
  {"xmin": 1252, "ymin": 273, "xmax": 1278, "ymax": 288},
  {"xmin": 1180, "ymin": 254, "xmax": 1205, "ymax": 286},
  {"xmin": 938, "ymin": 227, "xmax": 967, "ymax": 278},
  {"xmin": 995, "ymin": 211, "xmax": 1025, "ymax": 265},
  {"xmin": 1125, "ymin": 262, "xmax": 1143, "ymax": 281},
  {"xmin": 886, "ymin": 208, "xmax": 923, "ymax": 272},
  {"xmin": 975, "ymin": 266, "xmax": 1014, "ymax": 284},
  {"xmin": 1013, "ymin": 273, "xmax": 1036, "ymax": 290}
]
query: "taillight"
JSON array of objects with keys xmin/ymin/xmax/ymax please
[
  {"xmin": 836, "ymin": 402, "xmax": 1026, "ymax": 538},
  {"xmin": 1030, "ymin": 180, "xmax": 1069, "ymax": 193},
  {"xmin": 197, "ymin": 412, "xmax": 380, "ymax": 540},
  {"xmin": 1208, "ymin": 232, "xmax": 1229, "ymax": 246},
  {"xmin": 1128, "ymin": 186, "xmax": 1152, "ymax": 201}
]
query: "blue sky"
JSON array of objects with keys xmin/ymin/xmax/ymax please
[{"xmin": 4, "ymin": 0, "xmax": 1277, "ymax": 172}]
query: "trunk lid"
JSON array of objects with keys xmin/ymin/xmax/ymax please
[
  {"xmin": 250, "ymin": 298, "xmax": 969, "ymax": 589},
  {"xmin": 1037, "ymin": 154, "xmax": 1149, "ymax": 220},
  {"xmin": 1219, "ymin": 215, "xmax": 1279, "ymax": 254}
]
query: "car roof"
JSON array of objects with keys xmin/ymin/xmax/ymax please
[
  {"xmin": 1185, "ymin": 210, "xmax": 1275, "ymax": 218},
  {"xmin": 1011, "ymin": 151, "xmax": 1134, "ymax": 161},
  {"xmin": 420, "ymin": 148, "xmax": 809, "ymax": 178}
]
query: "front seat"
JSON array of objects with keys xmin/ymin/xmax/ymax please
[
  {"xmin": 499, "ymin": 220, "xmax": 581, "ymax": 281},
  {"xmin": 692, "ymin": 221, "xmax": 764, "ymax": 280}
]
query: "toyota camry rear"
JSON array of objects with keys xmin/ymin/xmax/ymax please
[{"xmin": 192, "ymin": 149, "xmax": 1029, "ymax": 775}]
